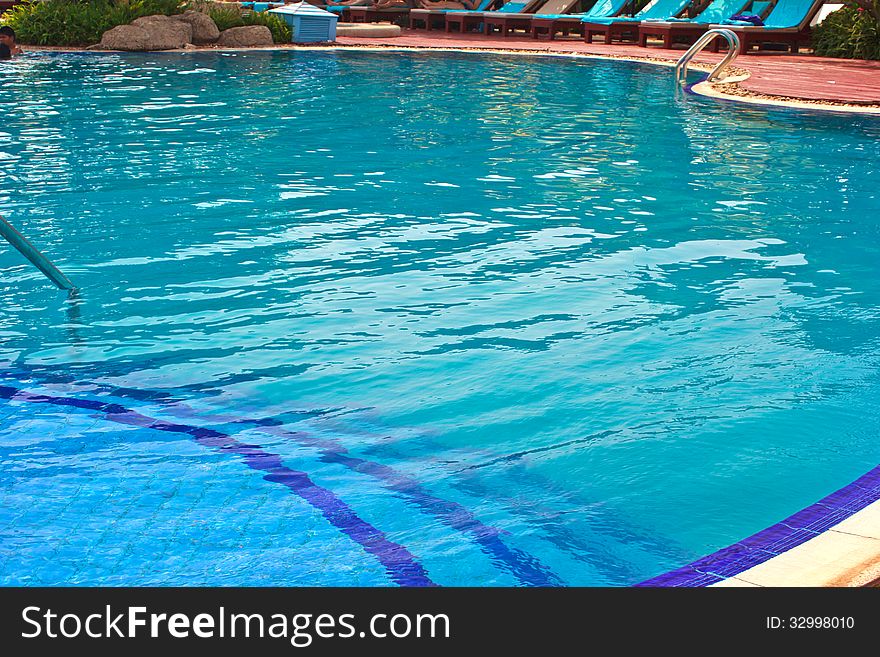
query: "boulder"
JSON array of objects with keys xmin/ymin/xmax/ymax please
[
  {"xmin": 99, "ymin": 14, "xmax": 192, "ymax": 51},
  {"xmin": 216, "ymin": 25, "xmax": 274, "ymax": 47},
  {"xmin": 172, "ymin": 10, "xmax": 221, "ymax": 45},
  {"xmin": 98, "ymin": 25, "xmax": 152, "ymax": 51},
  {"xmin": 131, "ymin": 15, "xmax": 193, "ymax": 49}
]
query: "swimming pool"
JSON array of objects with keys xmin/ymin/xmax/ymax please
[{"xmin": 1, "ymin": 50, "xmax": 879, "ymax": 586}]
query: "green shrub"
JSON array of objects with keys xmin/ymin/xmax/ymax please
[
  {"xmin": 203, "ymin": 4, "xmax": 291, "ymax": 43},
  {"xmin": 1, "ymin": 0, "xmax": 190, "ymax": 46},
  {"xmin": 240, "ymin": 11, "xmax": 291, "ymax": 44},
  {"xmin": 1, "ymin": 0, "xmax": 290, "ymax": 47},
  {"xmin": 201, "ymin": 4, "xmax": 242, "ymax": 31},
  {"xmin": 813, "ymin": 3, "xmax": 880, "ymax": 60}
]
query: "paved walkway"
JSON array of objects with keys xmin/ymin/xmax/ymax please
[{"xmin": 335, "ymin": 30, "xmax": 880, "ymax": 106}]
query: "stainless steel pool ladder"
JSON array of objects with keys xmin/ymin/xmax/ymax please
[
  {"xmin": 675, "ymin": 29, "xmax": 741, "ymax": 86},
  {"xmin": 0, "ymin": 214, "xmax": 76, "ymax": 291}
]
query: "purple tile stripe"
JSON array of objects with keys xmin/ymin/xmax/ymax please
[
  {"xmin": 1, "ymin": 369, "xmax": 561, "ymax": 586},
  {"xmin": 156, "ymin": 403, "xmax": 562, "ymax": 586},
  {"xmin": 236, "ymin": 425, "xmax": 562, "ymax": 586},
  {"xmin": 637, "ymin": 465, "xmax": 880, "ymax": 587},
  {"xmin": 0, "ymin": 384, "xmax": 436, "ymax": 587}
]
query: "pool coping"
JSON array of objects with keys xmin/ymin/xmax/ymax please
[
  {"xmin": 10, "ymin": 43, "xmax": 880, "ymax": 587},
  {"xmin": 694, "ymin": 79, "xmax": 880, "ymax": 116},
  {"xmin": 712, "ymin": 501, "xmax": 880, "ymax": 587},
  {"xmin": 637, "ymin": 466, "xmax": 880, "ymax": 587}
]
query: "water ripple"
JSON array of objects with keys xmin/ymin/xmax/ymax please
[{"xmin": 2, "ymin": 51, "xmax": 880, "ymax": 585}]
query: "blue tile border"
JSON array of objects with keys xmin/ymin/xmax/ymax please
[{"xmin": 636, "ymin": 464, "xmax": 880, "ymax": 587}]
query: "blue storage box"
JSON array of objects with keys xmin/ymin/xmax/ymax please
[{"xmin": 269, "ymin": 2, "xmax": 338, "ymax": 43}]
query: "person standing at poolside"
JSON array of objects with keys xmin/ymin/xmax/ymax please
[{"xmin": 0, "ymin": 27, "xmax": 22, "ymax": 56}]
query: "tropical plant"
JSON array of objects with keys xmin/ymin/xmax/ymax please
[
  {"xmin": 813, "ymin": 2, "xmax": 880, "ymax": 60},
  {"xmin": 1, "ymin": 0, "xmax": 291, "ymax": 46},
  {"xmin": 0, "ymin": 0, "xmax": 190, "ymax": 46},
  {"xmin": 202, "ymin": 4, "xmax": 291, "ymax": 43}
]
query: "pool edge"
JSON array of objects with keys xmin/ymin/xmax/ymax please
[
  {"xmin": 691, "ymin": 79, "xmax": 880, "ymax": 116},
  {"xmin": 638, "ymin": 466, "xmax": 880, "ymax": 588}
]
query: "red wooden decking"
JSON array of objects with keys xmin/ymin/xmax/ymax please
[{"xmin": 335, "ymin": 30, "xmax": 880, "ymax": 106}]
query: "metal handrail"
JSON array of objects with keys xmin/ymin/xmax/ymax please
[
  {"xmin": 675, "ymin": 29, "xmax": 741, "ymax": 86},
  {"xmin": 0, "ymin": 214, "xmax": 75, "ymax": 290}
]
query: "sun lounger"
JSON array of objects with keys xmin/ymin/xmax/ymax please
[
  {"xmin": 710, "ymin": 0, "xmax": 825, "ymax": 53},
  {"xmin": 530, "ymin": 0, "xmax": 631, "ymax": 40},
  {"xmin": 473, "ymin": 0, "xmax": 586, "ymax": 38},
  {"xmin": 346, "ymin": 1, "xmax": 415, "ymax": 24},
  {"xmin": 440, "ymin": 0, "xmax": 543, "ymax": 35},
  {"xmin": 242, "ymin": 1, "xmax": 285, "ymax": 10},
  {"xmin": 637, "ymin": 0, "xmax": 751, "ymax": 49},
  {"xmin": 582, "ymin": 0, "xmax": 693, "ymax": 44},
  {"xmin": 322, "ymin": 2, "xmax": 364, "ymax": 22},
  {"xmin": 409, "ymin": 0, "xmax": 498, "ymax": 31}
]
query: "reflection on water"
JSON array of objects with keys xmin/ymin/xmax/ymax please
[{"xmin": 1, "ymin": 51, "xmax": 879, "ymax": 585}]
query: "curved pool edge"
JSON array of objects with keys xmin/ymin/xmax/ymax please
[
  {"xmin": 692, "ymin": 79, "xmax": 880, "ymax": 116},
  {"xmin": 637, "ymin": 466, "xmax": 880, "ymax": 587}
]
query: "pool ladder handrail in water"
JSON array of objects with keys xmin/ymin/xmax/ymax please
[
  {"xmin": 0, "ymin": 213, "xmax": 76, "ymax": 291},
  {"xmin": 675, "ymin": 29, "xmax": 741, "ymax": 86}
]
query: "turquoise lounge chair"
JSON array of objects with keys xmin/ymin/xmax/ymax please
[
  {"xmin": 711, "ymin": 0, "xmax": 825, "ymax": 53},
  {"xmin": 582, "ymin": 0, "xmax": 693, "ymax": 44},
  {"xmin": 323, "ymin": 2, "xmax": 366, "ymax": 19},
  {"xmin": 530, "ymin": 0, "xmax": 631, "ymax": 40},
  {"xmin": 441, "ymin": 0, "xmax": 543, "ymax": 35},
  {"xmin": 242, "ymin": 1, "xmax": 285, "ymax": 10},
  {"xmin": 718, "ymin": 0, "xmax": 773, "ymax": 22},
  {"xmin": 637, "ymin": 0, "xmax": 751, "ymax": 48},
  {"xmin": 542, "ymin": 0, "xmax": 630, "ymax": 21},
  {"xmin": 342, "ymin": 3, "xmax": 412, "ymax": 23},
  {"xmin": 485, "ymin": 0, "xmax": 585, "ymax": 37},
  {"xmin": 408, "ymin": 0, "xmax": 498, "ymax": 31}
]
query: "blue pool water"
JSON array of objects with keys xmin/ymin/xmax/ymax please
[{"xmin": 1, "ymin": 50, "xmax": 879, "ymax": 586}]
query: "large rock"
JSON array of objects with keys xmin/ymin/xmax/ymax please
[
  {"xmin": 98, "ymin": 25, "xmax": 152, "ymax": 51},
  {"xmin": 131, "ymin": 15, "xmax": 193, "ymax": 48},
  {"xmin": 172, "ymin": 10, "xmax": 220, "ymax": 45},
  {"xmin": 216, "ymin": 25, "xmax": 274, "ymax": 47},
  {"xmin": 99, "ymin": 14, "xmax": 192, "ymax": 51}
]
